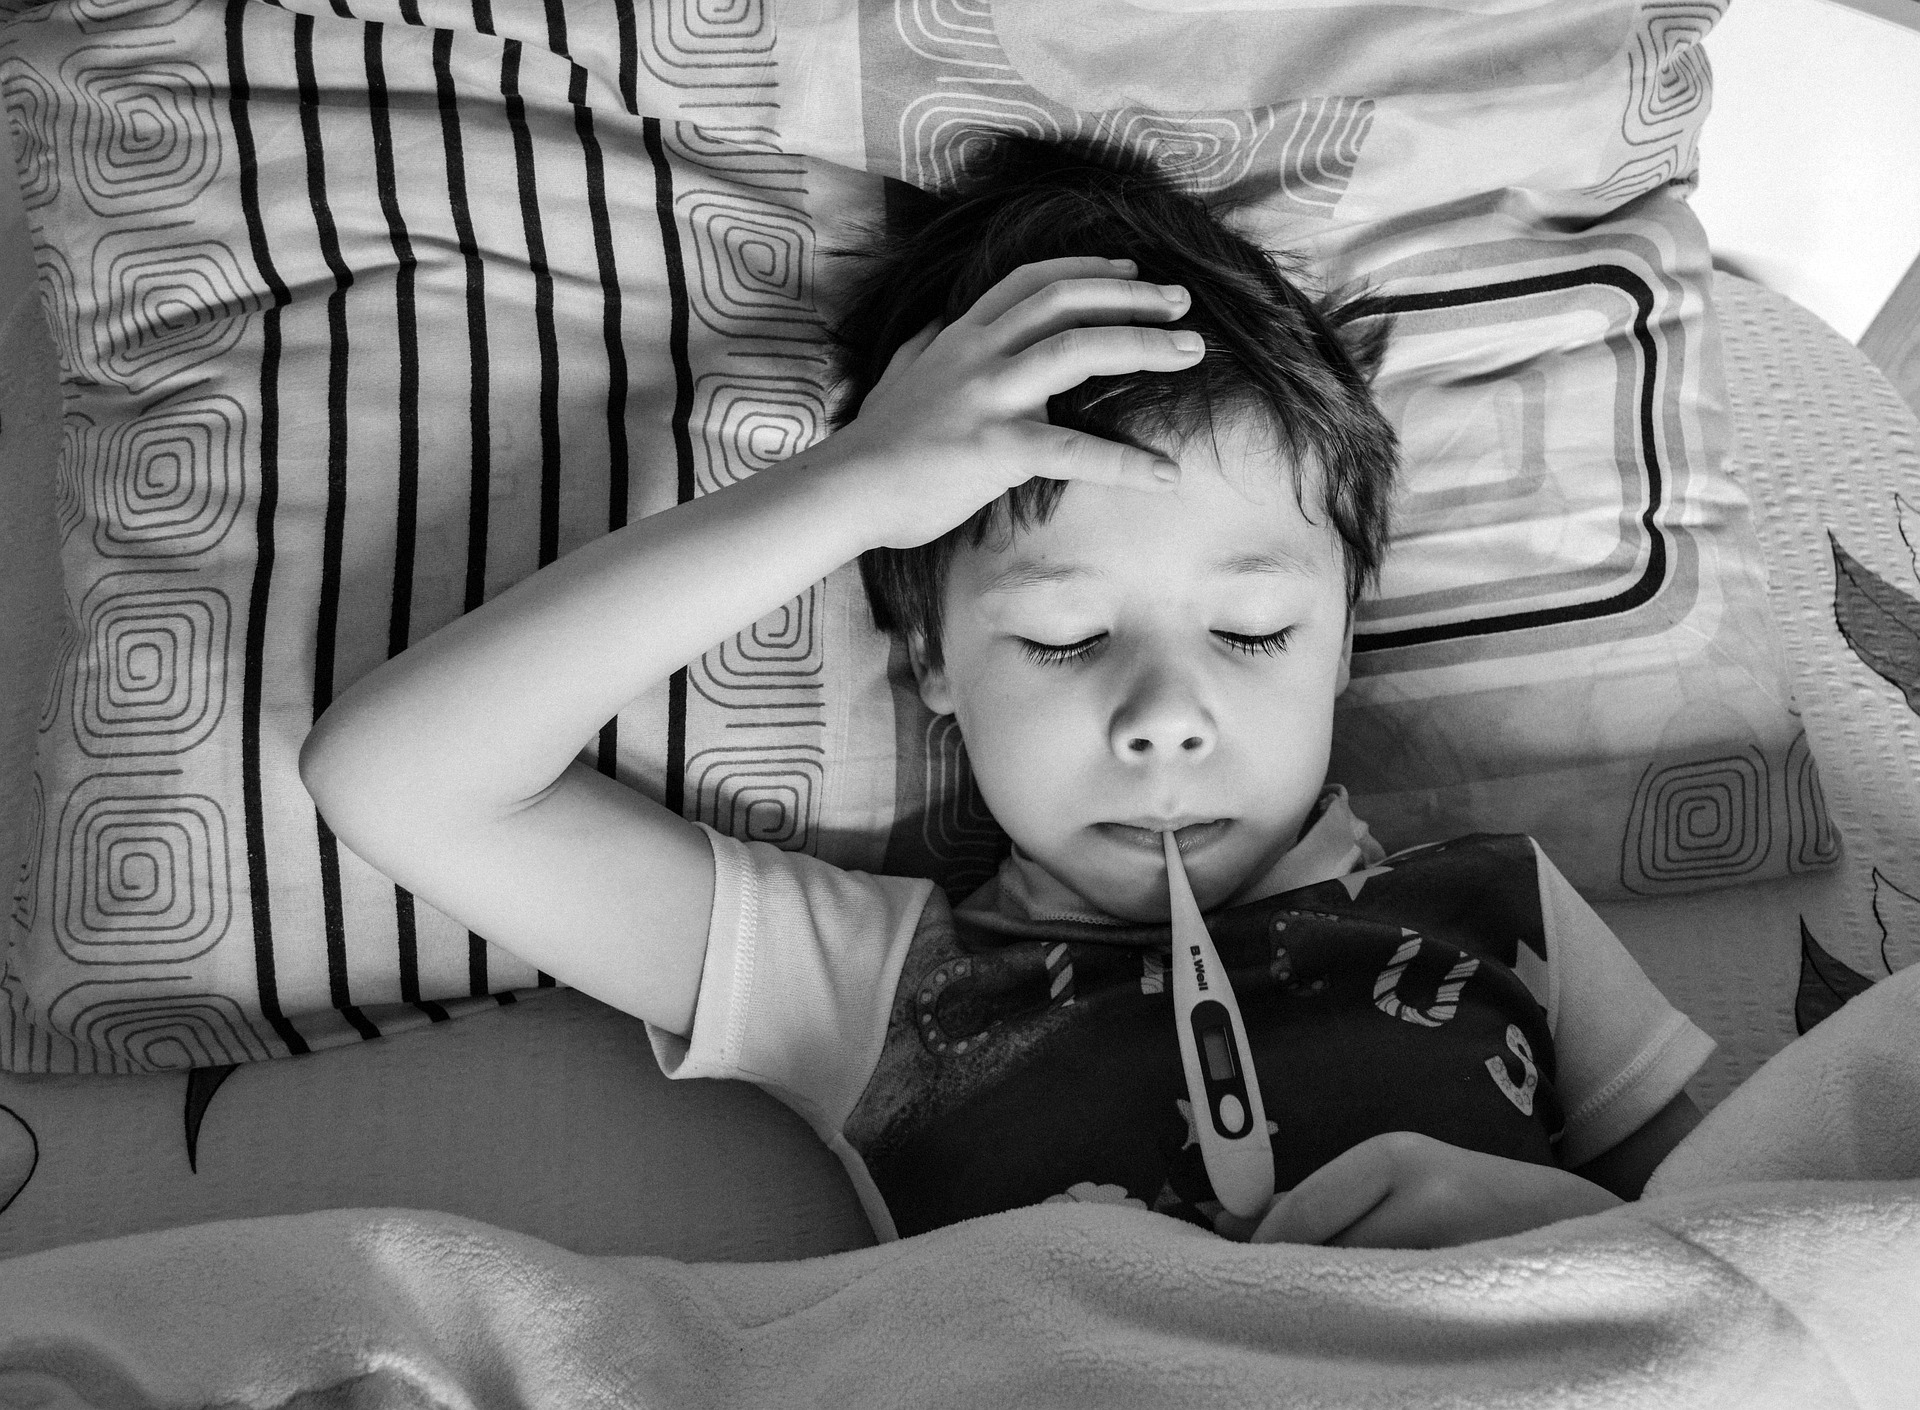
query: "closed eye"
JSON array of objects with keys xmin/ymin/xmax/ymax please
[
  {"xmin": 1218, "ymin": 628, "xmax": 1294, "ymax": 657},
  {"xmin": 1020, "ymin": 634, "xmax": 1106, "ymax": 666},
  {"xmin": 1019, "ymin": 628, "xmax": 1295, "ymax": 666}
]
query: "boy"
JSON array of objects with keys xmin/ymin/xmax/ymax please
[{"xmin": 301, "ymin": 139, "xmax": 1709, "ymax": 1248}]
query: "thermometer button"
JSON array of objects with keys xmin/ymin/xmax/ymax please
[{"xmin": 1216, "ymin": 1092, "xmax": 1247, "ymax": 1136}]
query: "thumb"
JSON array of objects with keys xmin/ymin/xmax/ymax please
[{"xmin": 1210, "ymin": 1202, "xmax": 1272, "ymax": 1242}]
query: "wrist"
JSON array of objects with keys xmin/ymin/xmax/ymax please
[
  {"xmin": 790, "ymin": 419, "xmax": 1001, "ymax": 552},
  {"xmin": 784, "ymin": 423, "xmax": 918, "ymax": 552}
]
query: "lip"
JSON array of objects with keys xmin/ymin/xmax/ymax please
[{"xmin": 1096, "ymin": 818, "xmax": 1231, "ymax": 854}]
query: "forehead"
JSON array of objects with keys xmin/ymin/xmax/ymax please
[{"xmin": 954, "ymin": 417, "xmax": 1343, "ymax": 600}]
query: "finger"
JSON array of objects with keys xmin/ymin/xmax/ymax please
[
  {"xmin": 1250, "ymin": 1138, "xmax": 1402, "ymax": 1245},
  {"xmin": 1317, "ymin": 1188, "xmax": 1480, "ymax": 1251},
  {"xmin": 962, "ymin": 256, "xmax": 1141, "ymax": 327},
  {"xmin": 998, "ymin": 324, "xmax": 1205, "ymax": 406},
  {"xmin": 983, "ymin": 274, "xmax": 1191, "ymax": 355},
  {"xmin": 1012, "ymin": 423, "xmax": 1182, "ymax": 493},
  {"xmin": 1209, "ymin": 1203, "xmax": 1272, "ymax": 1242},
  {"xmin": 1335, "ymin": 1153, "xmax": 1624, "ymax": 1250}
]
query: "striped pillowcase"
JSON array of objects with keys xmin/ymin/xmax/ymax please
[
  {"xmin": 0, "ymin": 0, "xmax": 1827, "ymax": 1073},
  {"xmin": 1, "ymin": 0, "xmax": 905, "ymax": 1072}
]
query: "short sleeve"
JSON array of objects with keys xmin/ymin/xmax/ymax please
[
  {"xmin": 1532, "ymin": 841, "xmax": 1716, "ymax": 1167},
  {"xmin": 645, "ymin": 824, "xmax": 937, "ymax": 1137}
]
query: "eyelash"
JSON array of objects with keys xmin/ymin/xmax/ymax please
[
  {"xmin": 1222, "ymin": 628, "xmax": 1296, "ymax": 658},
  {"xmin": 1019, "ymin": 629, "xmax": 1294, "ymax": 667}
]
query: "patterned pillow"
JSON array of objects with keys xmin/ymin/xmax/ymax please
[
  {"xmin": 0, "ymin": 0, "xmax": 1830, "ymax": 1074},
  {"xmin": 831, "ymin": 0, "xmax": 1834, "ymax": 898}
]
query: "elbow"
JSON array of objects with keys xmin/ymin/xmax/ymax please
[
  {"xmin": 297, "ymin": 703, "xmax": 376, "ymax": 840},
  {"xmin": 296, "ymin": 708, "xmax": 420, "ymax": 884},
  {"xmin": 296, "ymin": 703, "xmax": 481, "ymax": 866},
  {"xmin": 297, "ymin": 706, "xmax": 344, "ymax": 808}
]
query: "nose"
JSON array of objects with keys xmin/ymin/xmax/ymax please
[{"xmin": 1109, "ymin": 663, "xmax": 1216, "ymax": 763}]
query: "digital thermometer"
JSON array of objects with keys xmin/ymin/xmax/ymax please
[{"xmin": 1164, "ymin": 830, "xmax": 1274, "ymax": 1219}]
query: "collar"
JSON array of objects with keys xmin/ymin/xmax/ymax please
[{"xmin": 957, "ymin": 785, "xmax": 1385, "ymax": 927}]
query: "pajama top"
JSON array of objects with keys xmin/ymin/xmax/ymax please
[{"xmin": 647, "ymin": 789, "xmax": 1715, "ymax": 1241}]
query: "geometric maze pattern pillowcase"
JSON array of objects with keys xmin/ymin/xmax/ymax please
[
  {"xmin": 0, "ymin": 0, "xmax": 1831, "ymax": 1073},
  {"xmin": 1330, "ymin": 196, "xmax": 1839, "ymax": 895},
  {"xmin": 837, "ymin": 0, "xmax": 1835, "ymax": 902}
]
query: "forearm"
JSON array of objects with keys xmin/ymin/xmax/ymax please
[
  {"xmin": 1569, "ymin": 1093, "xmax": 1702, "ymax": 1200},
  {"xmin": 1245, "ymin": 1131, "xmax": 1625, "ymax": 1248},
  {"xmin": 303, "ymin": 258, "xmax": 1195, "ymax": 833},
  {"xmin": 303, "ymin": 442, "xmax": 881, "ymax": 821}
]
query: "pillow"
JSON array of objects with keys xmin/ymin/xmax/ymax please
[
  {"xmin": 827, "ymin": 0, "xmax": 1833, "ymax": 899},
  {"xmin": 0, "ymin": 0, "xmax": 1829, "ymax": 1074},
  {"xmin": 1329, "ymin": 209, "xmax": 1829, "ymax": 894}
]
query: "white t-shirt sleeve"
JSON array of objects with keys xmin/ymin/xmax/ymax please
[
  {"xmin": 645, "ymin": 824, "xmax": 937, "ymax": 1137},
  {"xmin": 1531, "ymin": 840, "xmax": 1716, "ymax": 1167}
]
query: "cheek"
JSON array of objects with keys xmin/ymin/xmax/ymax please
[
  {"xmin": 1224, "ymin": 669, "xmax": 1338, "ymax": 770},
  {"xmin": 956, "ymin": 673, "xmax": 1072, "ymax": 758},
  {"xmin": 949, "ymin": 669, "xmax": 1095, "ymax": 799}
]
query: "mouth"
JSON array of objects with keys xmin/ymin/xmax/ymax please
[{"xmin": 1095, "ymin": 818, "xmax": 1231, "ymax": 854}]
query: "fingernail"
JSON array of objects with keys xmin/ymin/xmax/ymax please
[
  {"xmin": 1111, "ymin": 257, "xmax": 1138, "ymax": 271},
  {"xmin": 1159, "ymin": 284, "xmax": 1187, "ymax": 304},
  {"xmin": 1153, "ymin": 461, "xmax": 1181, "ymax": 483},
  {"xmin": 1172, "ymin": 332, "xmax": 1204, "ymax": 352}
]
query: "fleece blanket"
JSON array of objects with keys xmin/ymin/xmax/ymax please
[
  {"xmin": 5, "ymin": 972, "xmax": 1920, "ymax": 1409},
  {"xmin": 0, "ymin": 1187, "xmax": 1915, "ymax": 1408}
]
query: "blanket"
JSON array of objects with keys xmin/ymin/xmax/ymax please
[
  {"xmin": 0, "ymin": 1186, "xmax": 1914, "ymax": 1408},
  {"xmin": 5, "ymin": 971, "xmax": 1920, "ymax": 1408}
]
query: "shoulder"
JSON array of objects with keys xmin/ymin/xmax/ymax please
[
  {"xmin": 1362, "ymin": 833, "xmax": 1550, "ymax": 962},
  {"xmin": 667, "ymin": 829, "xmax": 945, "ymax": 1123},
  {"xmin": 701, "ymin": 824, "xmax": 940, "ymax": 932},
  {"xmin": 1380, "ymin": 831, "xmax": 1542, "ymax": 874}
]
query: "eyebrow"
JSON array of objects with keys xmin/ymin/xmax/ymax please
[
  {"xmin": 980, "ymin": 550, "xmax": 1317, "ymax": 595},
  {"xmin": 980, "ymin": 562, "xmax": 1098, "ymax": 595},
  {"xmin": 1213, "ymin": 550, "xmax": 1318, "ymax": 580}
]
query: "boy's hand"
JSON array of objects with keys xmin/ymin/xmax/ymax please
[
  {"xmin": 832, "ymin": 255, "xmax": 1206, "ymax": 549},
  {"xmin": 1213, "ymin": 1131, "xmax": 1624, "ymax": 1249}
]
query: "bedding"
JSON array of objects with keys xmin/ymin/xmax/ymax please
[
  {"xmin": 2, "ymin": 1196, "xmax": 1916, "ymax": 1408},
  {"xmin": 4, "ymin": 961, "xmax": 1919, "ymax": 1406},
  {"xmin": 0, "ymin": 0, "xmax": 1831, "ymax": 1075},
  {"xmin": 0, "ymin": 271, "xmax": 1912, "ymax": 1264},
  {"xmin": 1594, "ymin": 272, "xmax": 1920, "ymax": 1108}
]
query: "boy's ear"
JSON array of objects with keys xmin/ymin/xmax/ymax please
[
  {"xmin": 907, "ymin": 631, "xmax": 956, "ymax": 716},
  {"xmin": 1336, "ymin": 616, "xmax": 1354, "ymax": 696}
]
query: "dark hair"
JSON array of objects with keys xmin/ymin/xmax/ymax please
[{"xmin": 827, "ymin": 136, "xmax": 1398, "ymax": 665}]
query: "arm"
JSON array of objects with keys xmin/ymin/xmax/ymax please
[
  {"xmin": 1569, "ymin": 1091, "xmax": 1702, "ymax": 1199},
  {"xmin": 299, "ymin": 455, "xmax": 883, "ymax": 1033},
  {"xmin": 1236, "ymin": 1132, "xmax": 1623, "ymax": 1249},
  {"xmin": 1230, "ymin": 1096, "xmax": 1701, "ymax": 1249},
  {"xmin": 299, "ymin": 256, "xmax": 1201, "ymax": 1034}
]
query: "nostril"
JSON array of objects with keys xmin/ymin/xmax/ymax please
[
  {"xmin": 1128, "ymin": 738, "xmax": 1151, "ymax": 753},
  {"xmin": 1181, "ymin": 736, "xmax": 1204, "ymax": 752}
]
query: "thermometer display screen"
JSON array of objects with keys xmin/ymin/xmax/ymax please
[{"xmin": 1201, "ymin": 1027, "xmax": 1236, "ymax": 1082}]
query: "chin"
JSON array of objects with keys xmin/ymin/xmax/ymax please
[
  {"xmin": 1093, "ymin": 890, "xmax": 1173, "ymax": 924},
  {"xmin": 1081, "ymin": 859, "xmax": 1242, "ymax": 922}
]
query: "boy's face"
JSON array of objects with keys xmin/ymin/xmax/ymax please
[{"xmin": 912, "ymin": 414, "xmax": 1355, "ymax": 922}]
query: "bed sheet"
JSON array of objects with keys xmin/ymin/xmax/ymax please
[
  {"xmin": 2, "ymin": 260, "xmax": 1916, "ymax": 1260},
  {"xmin": 1594, "ymin": 273, "xmax": 1920, "ymax": 1110}
]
